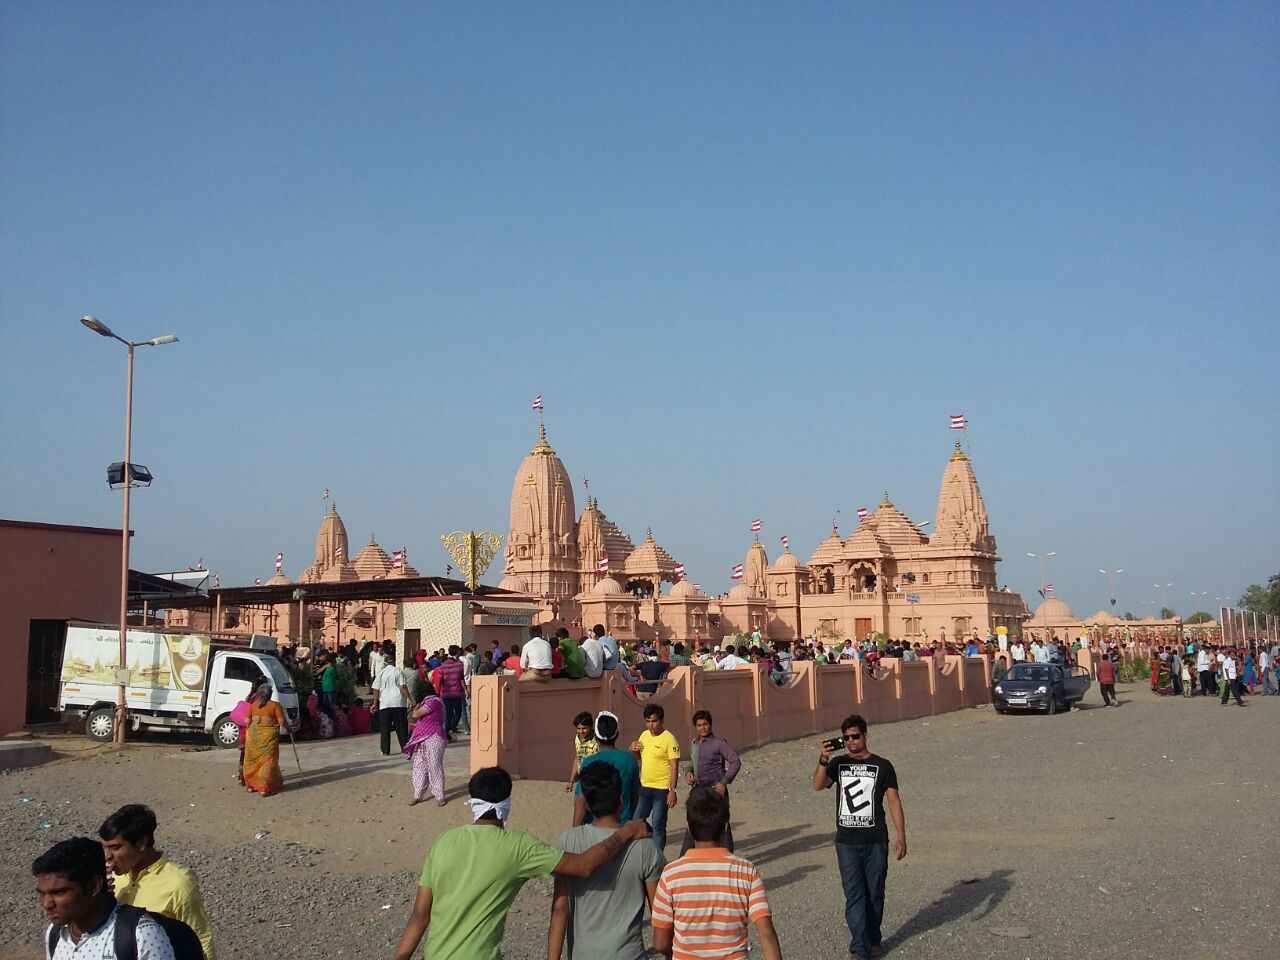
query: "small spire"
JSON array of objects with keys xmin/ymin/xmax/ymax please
[{"xmin": 645, "ymin": 526, "xmax": 654, "ymax": 541}]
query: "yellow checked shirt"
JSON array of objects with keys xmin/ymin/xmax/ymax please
[{"xmin": 115, "ymin": 856, "xmax": 215, "ymax": 959}]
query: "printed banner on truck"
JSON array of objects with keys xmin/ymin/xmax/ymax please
[{"xmin": 61, "ymin": 627, "xmax": 211, "ymax": 692}]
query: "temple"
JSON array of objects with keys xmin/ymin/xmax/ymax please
[{"xmin": 500, "ymin": 427, "xmax": 1029, "ymax": 646}]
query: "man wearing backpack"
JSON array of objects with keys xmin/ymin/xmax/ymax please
[
  {"xmin": 34, "ymin": 836, "xmax": 189, "ymax": 959},
  {"xmin": 100, "ymin": 804, "xmax": 215, "ymax": 958}
]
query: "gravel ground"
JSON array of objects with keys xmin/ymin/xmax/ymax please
[{"xmin": 2, "ymin": 684, "xmax": 1275, "ymax": 960}]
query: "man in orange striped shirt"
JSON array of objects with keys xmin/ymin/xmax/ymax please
[{"xmin": 651, "ymin": 787, "xmax": 783, "ymax": 960}]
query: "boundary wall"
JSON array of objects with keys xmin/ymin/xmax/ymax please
[{"xmin": 470, "ymin": 656, "xmax": 994, "ymax": 779}]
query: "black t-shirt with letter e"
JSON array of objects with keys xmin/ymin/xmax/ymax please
[{"xmin": 824, "ymin": 753, "xmax": 898, "ymax": 845}]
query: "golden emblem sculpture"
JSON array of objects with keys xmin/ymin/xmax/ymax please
[{"xmin": 440, "ymin": 530, "xmax": 504, "ymax": 591}]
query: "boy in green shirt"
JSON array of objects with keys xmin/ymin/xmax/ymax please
[{"xmin": 393, "ymin": 766, "xmax": 649, "ymax": 960}]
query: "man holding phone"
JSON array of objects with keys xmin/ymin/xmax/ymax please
[{"xmin": 813, "ymin": 715, "xmax": 907, "ymax": 960}]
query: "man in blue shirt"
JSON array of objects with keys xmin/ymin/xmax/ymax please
[
  {"xmin": 593, "ymin": 624, "xmax": 619, "ymax": 671},
  {"xmin": 572, "ymin": 712, "xmax": 639, "ymax": 825}
]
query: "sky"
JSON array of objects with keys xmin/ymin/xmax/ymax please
[{"xmin": 2, "ymin": 2, "xmax": 1277, "ymax": 616}]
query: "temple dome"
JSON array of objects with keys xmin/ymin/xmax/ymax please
[
  {"xmin": 266, "ymin": 571, "xmax": 291, "ymax": 586},
  {"xmin": 1030, "ymin": 597, "xmax": 1075, "ymax": 622},
  {"xmin": 869, "ymin": 495, "xmax": 929, "ymax": 548},
  {"xmin": 592, "ymin": 575, "xmax": 624, "ymax": 596},
  {"xmin": 353, "ymin": 535, "xmax": 394, "ymax": 580},
  {"xmin": 668, "ymin": 579, "xmax": 701, "ymax": 599},
  {"xmin": 933, "ymin": 441, "xmax": 995, "ymax": 552},
  {"xmin": 769, "ymin": 549, "xmax": 801, "ymax": 572},
  {"xmin": 508, "ymin": 423, "xmax": 577, "ymax": 570},
  {"xmin": 807, "ymin": 530, "xmax": 845, "ymax": 567},
  {"xmin": 623, "ymin": 529, "xmax": 677, "ymax": 578},
  {"xmin": 726, "ymin": 582, "xmax": 758, "ymax": 601}
]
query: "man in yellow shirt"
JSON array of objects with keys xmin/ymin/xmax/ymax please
[
  {"xmin": 630, "ymin": 703, "xmax": 680, "ymax": 851},
  {"xmin": 99, "ymin": 804, "xmax": 214, "ymax": 959}
]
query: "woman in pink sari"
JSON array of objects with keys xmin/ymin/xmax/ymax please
[{"xmin": 404, "ymin": 678, "xmax": 447, "ymax": 806}]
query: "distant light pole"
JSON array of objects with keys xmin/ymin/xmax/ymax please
[
  {"xmin": 1154, "ymin": 582, "xmax": 1173, "ymax": 615},
  {"xmin": 1026, "ymin": 551, "xmax": 1056, "ymax": 598},
  {"xmin": 80, "ymin": 316, "xmax": 179, "ymax": 745},
  {"xmin": 1098, "ymin": 568, "xmax": 1124, "ymax": 608}
]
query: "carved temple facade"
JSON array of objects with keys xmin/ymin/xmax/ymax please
[{"xmin": 501, "ymin": 427, "xmax": 1029, "ymax": 646}]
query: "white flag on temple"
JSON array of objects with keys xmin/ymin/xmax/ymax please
[
  {"xmin": 531, "ymin": 394, "xmax": 544, "ymax": 411},
  {"xmin": 322, "ymin": 488, "xmax": 330, "ymax": 500},
  {"xmin": 856, "ymin": 507, "xmax": 870, "ymax": 521},
  {"xmin": 274, "ymin": 552, "xmax": 283, "ymax": 573},
  {"xmin": 597, "ymin": 556, "xmax": 610, "ymax": 572},
  {"xmin": 692, "ymin": 583, "xmax": 701, "ymax": 592},
  {"xmin": 392, "ymin": 549, "xmax": 404, "ymax": 569},
  {"xmin": 751, "ymin": 518, "xmax": 762, "ymax": 533},
  {"xmin": 731, "ymin": 563, "xmax": 744, "ymax": 580},
  {"xmin": 780, "ymin": 535, "xmax": 789, "ymax": 549},
  {"xmin": 950, "ymin": 414, "xmax": 967, "ymax": 431},
  {"xmin": 674, "ymin": 562, "xmax": 686, "ymax": 578},
  {"xmin": 1045, "ymin": 583, "xmax": 1054, "ymax": 595},
  {"xmin": 254, "ymin": 577, "xmax": 262, "ymax": 585}
]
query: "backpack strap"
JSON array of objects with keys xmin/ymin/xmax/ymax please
[
  {"xmin": 46, "ymin": 923, "xmax": 61, "ymax": 959},
  {"xmin": 113, "ymin": 903, "xmax": 142, "ymax": 960}
]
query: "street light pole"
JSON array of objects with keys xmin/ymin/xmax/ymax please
[
  {"xmin": 80, "ymin": 316, "xmax": 178, "ymax": 745},
  {"xmin": 1099, "ymin": 568, "xmax": 1124, "ymax": 609},
  {"xmin": 1027, "ymin": 551, "xmax": 1056, "ymax": 598}
]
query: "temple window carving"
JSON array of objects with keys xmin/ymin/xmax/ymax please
[
  {"xmin": 904, "ymin": 617, "xmax": 921, "ymax": 636},
  {"xmin": 946, "ymin": 571, "xmax": 955, "ymax": 584},
  {"xmin": 777, "ymin": 582, "xmax": 788, "ymax": 597},
  {"xmin": 612, "ymin": 611, "xmax": 630, "ymax": 630},
  {"xmin": 921, "ymin": 573, "xmax": 930, "ymax": 584}
]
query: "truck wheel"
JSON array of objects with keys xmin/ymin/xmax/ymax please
[
  {"xmin": 86, "ymin": 707, "xmax": 115, "ymax": 742},
  {"xmin": 211, "ymin": 715, "xmax": 241, "ymax": 749}
]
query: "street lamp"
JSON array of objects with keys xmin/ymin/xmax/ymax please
[
  {"xmin": 1026, "ymin": 551, "xmax": 1056, "ymax": 598},
  {"xmin": 80, "ymin": 315, "xmax": 178, "ymax": 745},
  {"xmin": 1098, "ymin": 568, "xmax": 1124, "ymax": 608}
]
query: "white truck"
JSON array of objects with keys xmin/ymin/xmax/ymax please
[{"xmin": 58, "ymin": 623, "xmax": 300, "ymax": 748}]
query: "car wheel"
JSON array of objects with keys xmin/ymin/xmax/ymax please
[
  {"xmin": 994, "ymin": 705, "xmax": 1007, "ymax": 715},
  {"xmin": 86, "ymin": 707, "xmax": 115, "ymax": 742},
  {"xmin": 1046, "ymin": 696, "xmax": 1058, "ymax": 715},
  {"xmin": 211, "ymin": 715, "xmax": 241, "ymax": 749}
]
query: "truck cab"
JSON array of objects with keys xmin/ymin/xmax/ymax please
[{"xmin": 204, "ymin": 640, "xmax": 300, "ymax": 747}]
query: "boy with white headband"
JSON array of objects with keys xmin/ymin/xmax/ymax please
[{"xmin": 393, "ymin": 766, "xmax": 650, "ymax": 960}]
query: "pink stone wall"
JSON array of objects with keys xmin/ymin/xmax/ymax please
[{"xmin": 471, "ymin": 655, "xmax": 999, "ymax": 779}]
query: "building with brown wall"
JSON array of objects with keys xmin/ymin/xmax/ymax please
[{"xmin": 0, "ymin": 519, "xmax": 124, "ymax": 734}]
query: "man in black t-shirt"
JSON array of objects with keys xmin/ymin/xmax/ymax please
[{"xmin": 813, "ymin": 714, "xmax": 907, "ymax": 960}]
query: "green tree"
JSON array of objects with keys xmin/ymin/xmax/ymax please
[
  {"xmin": 1160, "ymin": 606, "xmax": 1177, "ymax": 620},
  {"xmin": 1122, "ymin": 611, "xmax": 1137, "ymax": 621},
  {"xmin": 1239, "ymin": 574, "xmax": 1280, "ymax": 617},
  {"xmin": 1185, "ymin": 611, "xmax": 1212, "ymax": 624}
]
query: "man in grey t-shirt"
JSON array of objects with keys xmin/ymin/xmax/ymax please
[{"xmin": 549, "ymin": 763, "xmax": 663, "ymax": 960}]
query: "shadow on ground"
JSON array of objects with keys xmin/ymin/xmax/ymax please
[{"xmin": 882, "ymin": 868, "xmax": 1015, "ymax": 951}]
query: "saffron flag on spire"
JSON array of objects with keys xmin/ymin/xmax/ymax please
[
  {"xmin": 531, "ymin": 394, "xmax": 544, "ymax": 411},
  {"xmin": 731, "ymin": 563, "xmax": 745, "ymax": 580},
  {"xmin": 597, "ymin": 556, "xmax": 610, "ymax": 573},
  {"xmin": 856, "ymin": 507, "xmax": 870, "ymax": 522},
  {"xmin": 950, "ymin": 414, "xmax": 967, "ymax": 431},
  {"xmin": 674, "ymin": 562, "xmax": 686, "ymax": 579},
  {"xmin": 751, "ymin": 518, "xmax": 762, "ymax": 533},
  {"xmin": 780, "ymin": 535, "xmax": 789, "ymax": 549}
]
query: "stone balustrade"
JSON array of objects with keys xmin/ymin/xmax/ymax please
[{"xmin": 469, "ymin": 655, "xmax": 994, "ymax": 780}]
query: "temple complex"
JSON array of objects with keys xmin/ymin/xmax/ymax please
[{"xmin": 501, "ymin": 425, "xmax": 1030, "ymax": 645}]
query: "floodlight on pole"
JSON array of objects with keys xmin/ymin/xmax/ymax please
[
  {"xmin": 78, "ymin": 314, "xmax": 179, "ymax": 745},
  {"xmin": 1026, "ymin": 551, "xmax": 1056, "ymax": 598}
]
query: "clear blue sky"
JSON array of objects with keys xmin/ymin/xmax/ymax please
[{"xmin": 3, "ymin": 2, "xmax": 1276, "ymax": 616}]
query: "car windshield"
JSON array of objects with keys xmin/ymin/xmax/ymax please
[{"xmin": 1007, "ymin": 664, "xmax": 1052, "ymax": 682}]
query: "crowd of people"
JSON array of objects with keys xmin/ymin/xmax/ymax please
[
  {"xmin": 32, "ymin": 710, "xmax": 909, "ymax": 960},
  {"xmin": 1141, "ymin": 640, "xmax": 1278, "ymax": 703}
]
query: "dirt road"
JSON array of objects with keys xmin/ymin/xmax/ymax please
[{"xmin": 2, "ymin": 684, "xmax": 1274, "ymax": 959}]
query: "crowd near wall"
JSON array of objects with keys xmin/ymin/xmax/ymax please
[{"xmin": 470, "ymin": 656, "xmax": 995, "ymax": 779}]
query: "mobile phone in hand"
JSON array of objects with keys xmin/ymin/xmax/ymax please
[{"xmin": 822, "ymin": 737, "xmax": 843, "ymax": 753}]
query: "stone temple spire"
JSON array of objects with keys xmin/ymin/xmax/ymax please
[
  {"xmin": 507, "ymin": 422, "xmax": 579, "ymax": 597},
  {"xmin": 932, "ymin": 441, "xmax": 995, "ymax": 552}
]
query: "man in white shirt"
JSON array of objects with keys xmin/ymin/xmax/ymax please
[
  {"xmin": 519, "ymin": 626, "xmax": 554, "ymax": 681},
  {"xmin": 1259, "ymin": 648, "xmax": 1275, "ymax": 695},
  {"xmin": 1034, "ymin": 641, "xmax": 1051, "ymax": 665},
  {"xmin": 592, "ymin": 624, "xmax": 619, "ymax": 671},
  {"xmin": 1195, "ymin": 646, "xmax": 1214, "ymax": 697},
  {"xmin": 1220, "ymin": 652, "xmax": 1244, "ymax": 705},
  {"xmin": 1010, "ymin": 640, "xmax": 1026, "ymax": 663},
  {"xmin": 35, "ymin": 837, "xmax": 176, "ymax": 960},
  {"xmin": 580, "ymin": 632, "xmax": 605, "ymax": 679},
  {"xmin": 372, "ymin": 651, "xmax": 412, "ymax": 754},
  {"xmin": 717, "ymin": 644, "xmax": 748, "ymax": 670}
]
